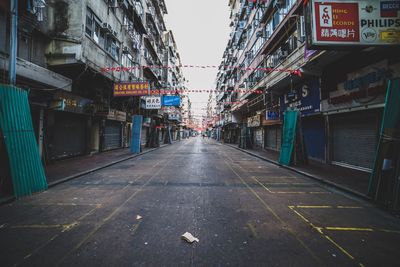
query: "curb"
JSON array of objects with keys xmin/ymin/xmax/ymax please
[
  {"xmin": 0, "ymin": 144, "xmax": 171, "ymax": 205},
  {"xmin": 48, "ymin": 144, "xmax": 170, "ymax": 188},
  {"xmin": 223, "ymin": 143, "xmax": 372, "ymax": 202}
]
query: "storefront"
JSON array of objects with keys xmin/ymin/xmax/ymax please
[
  {"xmin": 280, "ymin": 77, "xmax": 325, "ymax": 161},
  {"xmin": 322, "ymin": 60, "xmax": 399, "ymax": 171},
  {"xmin": 47, "ymin": 92, "xmax": 92, "ymax": 160},
  {"xmin": 263, "ymin": 110, "xmax": 281, "ymax": 151},
  {"xmin": 248, "ymin": 114, "xmax": 263, "ymax": 149},
  {"xmin": 98, "ymin": 109, "xmax": 127, "ymax": 151}
]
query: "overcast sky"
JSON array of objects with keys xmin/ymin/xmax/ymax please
[{"xmin": 164, "ymin": 0, "xmax": 231, "ymax": 118}]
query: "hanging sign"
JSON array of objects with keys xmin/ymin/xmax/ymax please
[
  {"xmin": 247, "ymin": 114, "xmax": 261, "ymax": 127},
  {"xmin": 280, "ymin": 78, "xmax": 321, "ymax": 116},
  {"xmin": 142, "ymin": 96, "xmax": 161, "ymax": 109},
  {"xmin": 114, "ymin": 82, "xmax": 150, "ymax": 96},
  {"xmin": 162, "ymin": 95, "xmax": 181, "ymax": 106},
  {"xmin": 306, "ymin": 0, "xmax": 400, "ymax": 48}
]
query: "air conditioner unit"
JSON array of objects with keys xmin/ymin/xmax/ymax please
[
  {"xmin": 132, "ymin": 42, "xmax": 139, "ymax": 50},
  {"xmin": 278, "ymin": 50, "xmax": 288, "ymax": 59},
  {"xmin": 119, "ymin": 0, "xmax": 130, "ymax": 9},
  {"xmin": 122, "ymin": 46, "xmax": 129, "ymax": 54},
  {"xmin": 102, "ymin": 23, "xmax": 112, "ymax": 32},
  {"xmin": 274, "ymin": 0, "xmax": 286, "ymax": 9}
]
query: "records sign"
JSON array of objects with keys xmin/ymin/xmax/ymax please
[{"xmin": 307, "ymin": 0, "xmax": 400, "ymax": 47}]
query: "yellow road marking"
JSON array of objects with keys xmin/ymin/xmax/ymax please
[
  {"xmin": 251, "ymin": 176, "xmax": 328, "ymax": 194},
  {"xmin": 246, "ymin": 222, "xmax": 259, "ymax": 239},
  {"xmin": 289, "ymin": 206, "xmax": 364, "ymax": 266},
  {"xmin": 294, "ymin": 205, "xmax": 363, "ymax": 209},
  {"xmin": 324, "ymin": 235, "xmax": 355, "ymax": 260},
  {"xmin": 223, "ymin": 158, "xmax": 323, "ymax": 265},
  {"xmin": 325, "ymin": 227, "xmax": 373, "ymax": 232},
  {"xmin": 56, "ymin": 145, "xmax": 184, "ymax": 266}
]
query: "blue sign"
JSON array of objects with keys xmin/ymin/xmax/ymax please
[
  {"xmin": 162, "ymin": 95, "xmax": 181, "ymax": 107},
  {"xmin": 280, "ymin": 78, "xmax": 321, "ymax": 116},
  {"xmin": 266, "ymin": 111, "xmax": 280, "ymax": 120}
]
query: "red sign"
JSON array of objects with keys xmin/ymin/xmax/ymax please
[
  {"xmin": 314, "ymin": 2, "xmax": 360, "ymax": 43},
  {"xmin": 114, "ymin": 82, "xmax": 150, "ymax": 96}
]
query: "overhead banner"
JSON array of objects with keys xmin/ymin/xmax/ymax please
[
  {"xmin": 162, "ymin": 95, "xmax": 181, "ymax": 106},
  {"xmin": 306, "ymin": 0, "xmax": 400, "ymax": 48},
  {"xmin": 114, "ymin": 82, "xmax": 150, "ymax": 96}
]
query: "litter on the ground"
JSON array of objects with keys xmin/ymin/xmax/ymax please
[
  {"xmin": 136, "ymin": 215, "xmax": 142, "ymax": 220},
  {"xmin": 181, "ymin": 232, "xmax": 199, "ymax": 243}
]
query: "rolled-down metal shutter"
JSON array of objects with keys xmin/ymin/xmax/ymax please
[
  {"xmin": 266, "ymin": 126, "xmax": 277, "ymax": 150},
  {"xmin": 332, "ymin": 116, "xmax": 378, "ymax": 171},
  {"xmin": 51, "ymin": 112, "xmax": 87, "ymax": 160},
  {"xmin": 254, "ymin": 128, "xmax": 263, "ymax": 148},
  {"xmin": 141, "ymin": 127, "xmax": 148, "ymax": 147},
  {"xmin": 276, "ymin": 126, "xmax": 282, "ymax": 151},
  {"xmin": 103, "ymin": 120, "xmax": 122, "ymax": 151}
]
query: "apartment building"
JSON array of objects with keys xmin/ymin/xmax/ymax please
[
  {"xmin": 216, "ymin": 0, "xmax": 400, "ymax": 173},
  {"xmin": 0, "ymin": 0, "xmax": 185, "ymax": 167}
]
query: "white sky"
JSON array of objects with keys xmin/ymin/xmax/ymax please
[{"xmin": 164, "ymin": 0, "xmax": 231, "ymax": 117}]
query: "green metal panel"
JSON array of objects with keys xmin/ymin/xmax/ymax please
[
  {"xmin": 0, "ymin": 84, "xmax": 47, "ymax": 198},
  {"xmin": 368, "ymin": 79, "xmax": 400, "ymax": 203},
  {"xmin": 279, "ymin": 110, "xmax": 299, "ymax": 166}
]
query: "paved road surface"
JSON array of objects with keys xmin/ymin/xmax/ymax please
[{"xmin": 1, "ymin": 138, "xmax": 400, "ymax": 266}]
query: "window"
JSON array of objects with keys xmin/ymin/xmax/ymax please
[
  {"xmin": 85, "ymin": 7, "xmax": 101, "ymax": 44},
  {"xmin": 105, "ymin": 36, "xmax": 120, "ymax": 60}
]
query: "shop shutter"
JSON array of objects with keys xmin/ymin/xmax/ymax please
[
  {"xmin": 276, "ymin": 126, "xmax": 282, "ymax": 151},
  {"xmin": 141, "ymin": 127, "xmax": 148, "ymax": 147},
  {"xmin": 266, "ymin": 126, "xmax": 277, "ymax": 150},
  {"xmin": 103, "ymin": 120, "xmax": 122, "ymax": 151},
  {"xmin": 332, "ymin": 116, "xmax": 378, "ymax": 171},
  {"xmin": 51, "ymin": 112, "xmax": 87, "ymax": 160}
]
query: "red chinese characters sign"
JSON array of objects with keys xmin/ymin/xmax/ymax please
[
  {"xmin": 314, "ymin": 2, "xmax": 360, "ymax": 42},
  {"xmin": 114, "ymin": 82, "xmax": 150, "ymax": 96}
]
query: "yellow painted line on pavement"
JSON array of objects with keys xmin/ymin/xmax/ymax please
[
  {"xmin": 251, "ymin": 176, "xmax": 328, "ymax": 194},
  {"xmin": 246, "ymin": 222, "xmax": 259, "ymax": 239},
  {"xmin": 289, "ymin": 206, "xmax": 364, "ymax": 266},
  {"xmin": 56, "ymin": 145, "xmax": 184, "ymax": 266},
  {"xmin": 294, "ymin": 205, "xmax": 363, "ymax": 209},
  {"xmin": 325, "ymin": 227, "xmax": 374, "ymax": 232},
  {"xmin": 324, "ymin": 235, "xmax": 355, "ymax": 260},
  {"xmin": 379, "ymin": 229, "xmax": 400, "ymax": 234},
  {"xmin": 223, "ymin": 159, "xmax": 323, "ymax": 265}
]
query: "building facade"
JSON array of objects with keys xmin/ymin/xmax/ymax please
[
  {"xmin": 215, "ymin": 0, "xmax": 400, "ymax": 173},
  {"xmin": 0, "ymin": 0, "xmax": 185, "ymax": 196}
]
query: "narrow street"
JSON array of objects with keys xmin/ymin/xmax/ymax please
[{"xmin": 1, "ymin": 138, "xmax": 399, "ymax": 267}]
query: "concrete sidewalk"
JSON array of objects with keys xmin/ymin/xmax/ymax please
[
  {"xmin": 223, "ymin": 143, "xmax": 370, "ymax": 198},
  {"xmin": 45, "ymin": 144, "xmax": 170, "ymax": 187}
]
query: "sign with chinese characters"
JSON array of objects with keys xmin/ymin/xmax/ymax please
[
  {"xmin": 280, "ymin": 78, "xmax": 321, "ymax": 116},
  {"xmin": 142, "ymin": 96, "xmax": 161, "ymax": 109},
  {"xmin": 247, "ymin": 114, "xmax": 261, "ymax": 128},
  {"xmin": 114, "ymin": 82, "xmax": 150, "ymax": 96},
  {"xmin": 51, "ymin": 92, "xmax": 93, "ymax": 114},
  {"xmin": 162, "ymin": 95, "xmax": 181, "ymax": 107},
  {"xmin": 307, "ymin": 0, "xmax": 400, "ymax": 47}
]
